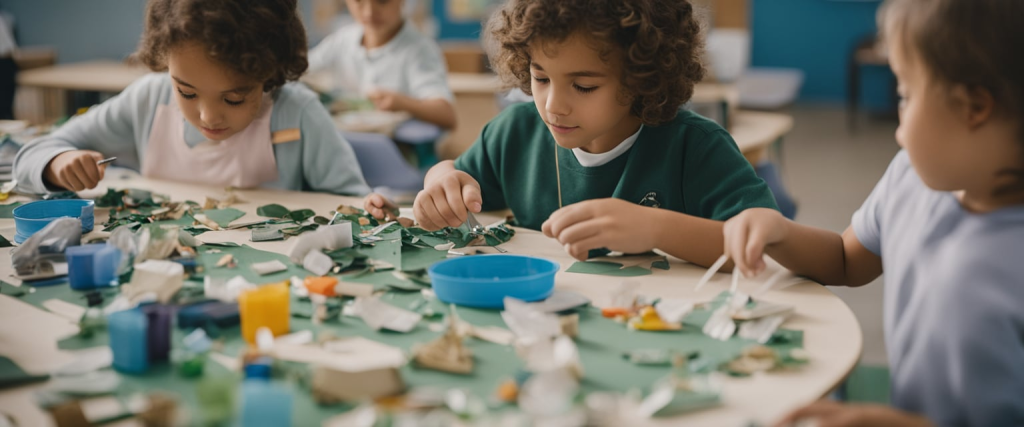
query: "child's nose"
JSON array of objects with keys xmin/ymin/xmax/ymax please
[
  {"xmin": 546, "ymin": 89, "xmax": 571, "ymax": 117},
  {"xmin": 200, "ymin": 105, "xmax": 224, "ymax": 127}
]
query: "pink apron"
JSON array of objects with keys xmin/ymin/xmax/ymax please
[{"xmin": 142, "ymin": 93, "xmax": 279, "ymax": 188}]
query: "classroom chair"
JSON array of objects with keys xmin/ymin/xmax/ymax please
[
  {"xmin": 342, "ymin": 131, "xmax": 424, "ymax": 194},
  {"xmin": 393, "ymin": 119, "xmax": 443, "ymax": 170}
]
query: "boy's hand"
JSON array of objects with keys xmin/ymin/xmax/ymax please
[
  {"xmin": 413, "ymin": 170, "xmax": 482, "ymax": 231},
  {"xmin": 722, "ymin": 207, "xmax": 789, "ymax": 277},
  {"xmin": 43, "ymin": 150, "xmax": 108, "ymax": 192},
  {"xmin": 363, "ymin": 193, "xmax": 400, "ymax": 221},
  {"xmin": 366, "ymin": 89, "xmax": 409, "ymax": 112},
  {"xmin": 542, "ymin": 198, "xmax": 659, "ymax": 261},
  {"xmin": 774, "ymin": 400, "xmax": 932, "ymax": 427}
]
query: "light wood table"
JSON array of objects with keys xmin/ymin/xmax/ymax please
[
  {"xmin": 0, "ymin": 173, "xmax": 861, "ymax": 426},
  {"xmin": 731, "ymin": 111, "xmax": 795, "ymax": 165},
  {"xmin": 16, "ymin": 60, "xmax": 150, "ymax": 122},
  {"xmin": 16, "ymin": 60, "xmax": 150, "ymax": 93}
]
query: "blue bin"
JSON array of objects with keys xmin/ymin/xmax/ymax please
[
  {"xmin": 428, "ymin": 255, "xmax": 559, "ymax": 308},
  {"xmin": 241, "ymin": 380, "xmax": 292, "ymax": 426},
  {"xmin": 66, "ymin": 244, "xmax": 120, "ymax": 290},
  {"xmin": 13, "ymin": 200, "xmax": 95, "ymax": 244},
  {"xmin": 108, "ymin": 308, "xmax": 149, "ymax": 374}
]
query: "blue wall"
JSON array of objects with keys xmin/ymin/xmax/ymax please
[
  {"xmin": 2, "ymin": 0, "xmax": 145, "ymax": 63},
  {"xmin": 1, "ymin": 0, "xmax": 317, "ymax": 64},
  {"xmin": 750, "ymin": 0, "xmax": 893, "ymax": 107},
  {"xmin": 432, "ymin": 0, "xmax": 483, "ymax": 40}
]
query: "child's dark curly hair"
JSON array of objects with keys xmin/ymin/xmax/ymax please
[
  {"xmin": 485, "ymin": 0, "xmax": 706, "ymax": 126},
  {"xmin": 133, "ymin": 0, "xmax": 308, "ymax": 92}
]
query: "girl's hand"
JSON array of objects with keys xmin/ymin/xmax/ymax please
[
  {"xmin": 43, "ymin": 150, "xmax": 108, "ymax": 192},
  {"xmin": 363, "ymin": 193, "xmax": 400, "ymax": 221}
]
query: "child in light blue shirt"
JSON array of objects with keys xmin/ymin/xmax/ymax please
[{"xmin": 725, "ymin": 0, "xmax": 1024, "ymax": 425}]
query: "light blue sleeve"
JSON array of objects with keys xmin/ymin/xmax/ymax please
[
  {"xmin": 939, "ymin": 255, "xmax": 1024, "ymax": 426},
  {"xmin": 13, "ymin": 73, "xmax": 167, "ymax": 194},
  {"xmin": 851, "ymin": 150, "xmax": 911, "ymax": 256},
  {"xmin": 296, "ymin": 97, "xmax": 371, "ymax": 196}
]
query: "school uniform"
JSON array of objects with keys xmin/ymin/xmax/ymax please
[{"xmin": 455, "ymin": 103, "xmax": 779, "ymax": 230}]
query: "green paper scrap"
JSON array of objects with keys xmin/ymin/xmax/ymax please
[
  {"xmin": 102, "ymin": 204, "xmax": 197, "ymax": 233},
  {"xmin": 201, "ymin": 242, "xmax": 241, "ymax": 248},
  {"xmin": 342, "ymin": 270, "xmax": 425, "ymax": 291},
  {"xmin": 280, "ymin": 223, "xmax": 319, "ymax": 237},
  {"xmin": 196, "ymin": 376, "xmax": 238, "ymax": 425},
  {"xmin": 201, "ymin": 208, "xmax": 246, "ymax": 228},
  {"xmin": 400, "ymin": 246, "xmax": 448, "ymax": 273},
  {"xmin": 566, "ymin": 261, "xmax": 654, "ymax": 277},
  {"xmin": 653, "ymin": 387, "xmax": 721, "ymax": 417},
  {"xmin": 357, "ymin": 231, "xmax": 402, "ymax": 270},
  {"xmin": 182, "ymin": 224, "xmax": 210, "ymax": 236},
  {"xmin": 285, "ymin": 209, "xmax": 315, "ymax": 223},
  {"xmin": 0, "ymin": 356, "xmax": 49, "ymax": 389},
  {"xmin": 256, "ymin": 203, "xmax": 291, "ymax": 218},
  {"xmin": 567, "ymin": 253, "xmax": 670, "ymax": 277},
  {"xmin": 0, "ymin": 234, "xmax": 11, "ymax": 248},
  {"xmin": 0, "ymin": 202, "xmax": 22, "ymax": 218},
  {"xmin": 197, "ymin": 244, "xmax": 305, "ymax": 283},
  {"xmin": 324, "ymin": 247, "xmax": 369, "ymax": 271},
  {"xmin": 95, "ymin": 188, "xmax": 124, "ymax": 208}
]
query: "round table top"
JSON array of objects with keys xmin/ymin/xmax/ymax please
[{"xmin": 0, "ymin": 173, "xmax": 861, "ymax": 426}]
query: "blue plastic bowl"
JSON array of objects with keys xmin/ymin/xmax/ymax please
[
  {"xmin": 428, "ymin": 254, "xmax": 559, "ymax": 308},
  {"xmin": 13, "ymin": 200, "xmax": 95, "ymax": 244}
]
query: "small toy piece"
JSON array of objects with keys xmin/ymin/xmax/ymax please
[
  {"xmin": 412, "ymin": 308, "xmax": 473, "ymax": 374},
  {"xmin": 627, "ymin": 306, "xmax": 681, "ymax": 331}
]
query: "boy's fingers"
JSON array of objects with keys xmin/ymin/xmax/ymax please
[
  {"xmin": 441, "ymin": 177, "xmax": 467, "ymax": 224},
  {"xmin": 457, "ymin": 175, "xmax": 483, "ymax": 212}
]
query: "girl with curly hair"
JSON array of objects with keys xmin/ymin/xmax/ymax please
[
  {"xmin": 15, "ymin": 0, "xmax": 370, "ymax": 196},
  {"xmin": 366, "ymin": 0, "xmax": 778, "ymax": 266}
]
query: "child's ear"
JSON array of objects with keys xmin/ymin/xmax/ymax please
[{"xmin": 954, "ymin": 84, "xmax": 996, "ymax": 130}]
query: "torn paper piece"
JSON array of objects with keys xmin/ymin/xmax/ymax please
[
  {"xmin": 501, "ymin": 297, "xmax": 562, "ymax": 342},
  {"xmin": 289, "ymin": 222, "xmax": 353, "ymax": 263},
  {"xmin": 411, "ymin": 323, "xmax": 473, "ymax": 374},
  {"xmin": 42, "ymin": 299, "xmax": 87, "ymax": 322},
  {"xmin": 737, "ymin": 315, "xmax": 787, "ymax": 344},
  {"xmin": 205, "ymin": 276, "xmax": 255, "ymax": 302},
  {"xmin": 124, "ymin": 260, "xmax": 184, "ymax": 303},
  {"xmin": 251, "ymin": 260, "xmax": 288, "ymax": 276},
  {"xmin": 335, "ymin": 282, "xmax": 375, "ymax": 298},
  {"xmin": 274, "ymin": 337, "xmax": 406, "ymax": 372},
  {"xmin": 303, "ymin": 250, "xmax": 333, "ymax": 277},
  {"xmin": 54, "ymin": 347, "xmax": 113, "ymax": 376},
  {"xmin": 654, "ymin": 298, "xmax": 695, "ymax": 324},
  {"xmin": 353, "ymin": 297, "xmax": 422, "ymax": 333},
  {"xmin": 528, "ymin": 290, "xmax": 590, "ymax": 313}
]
